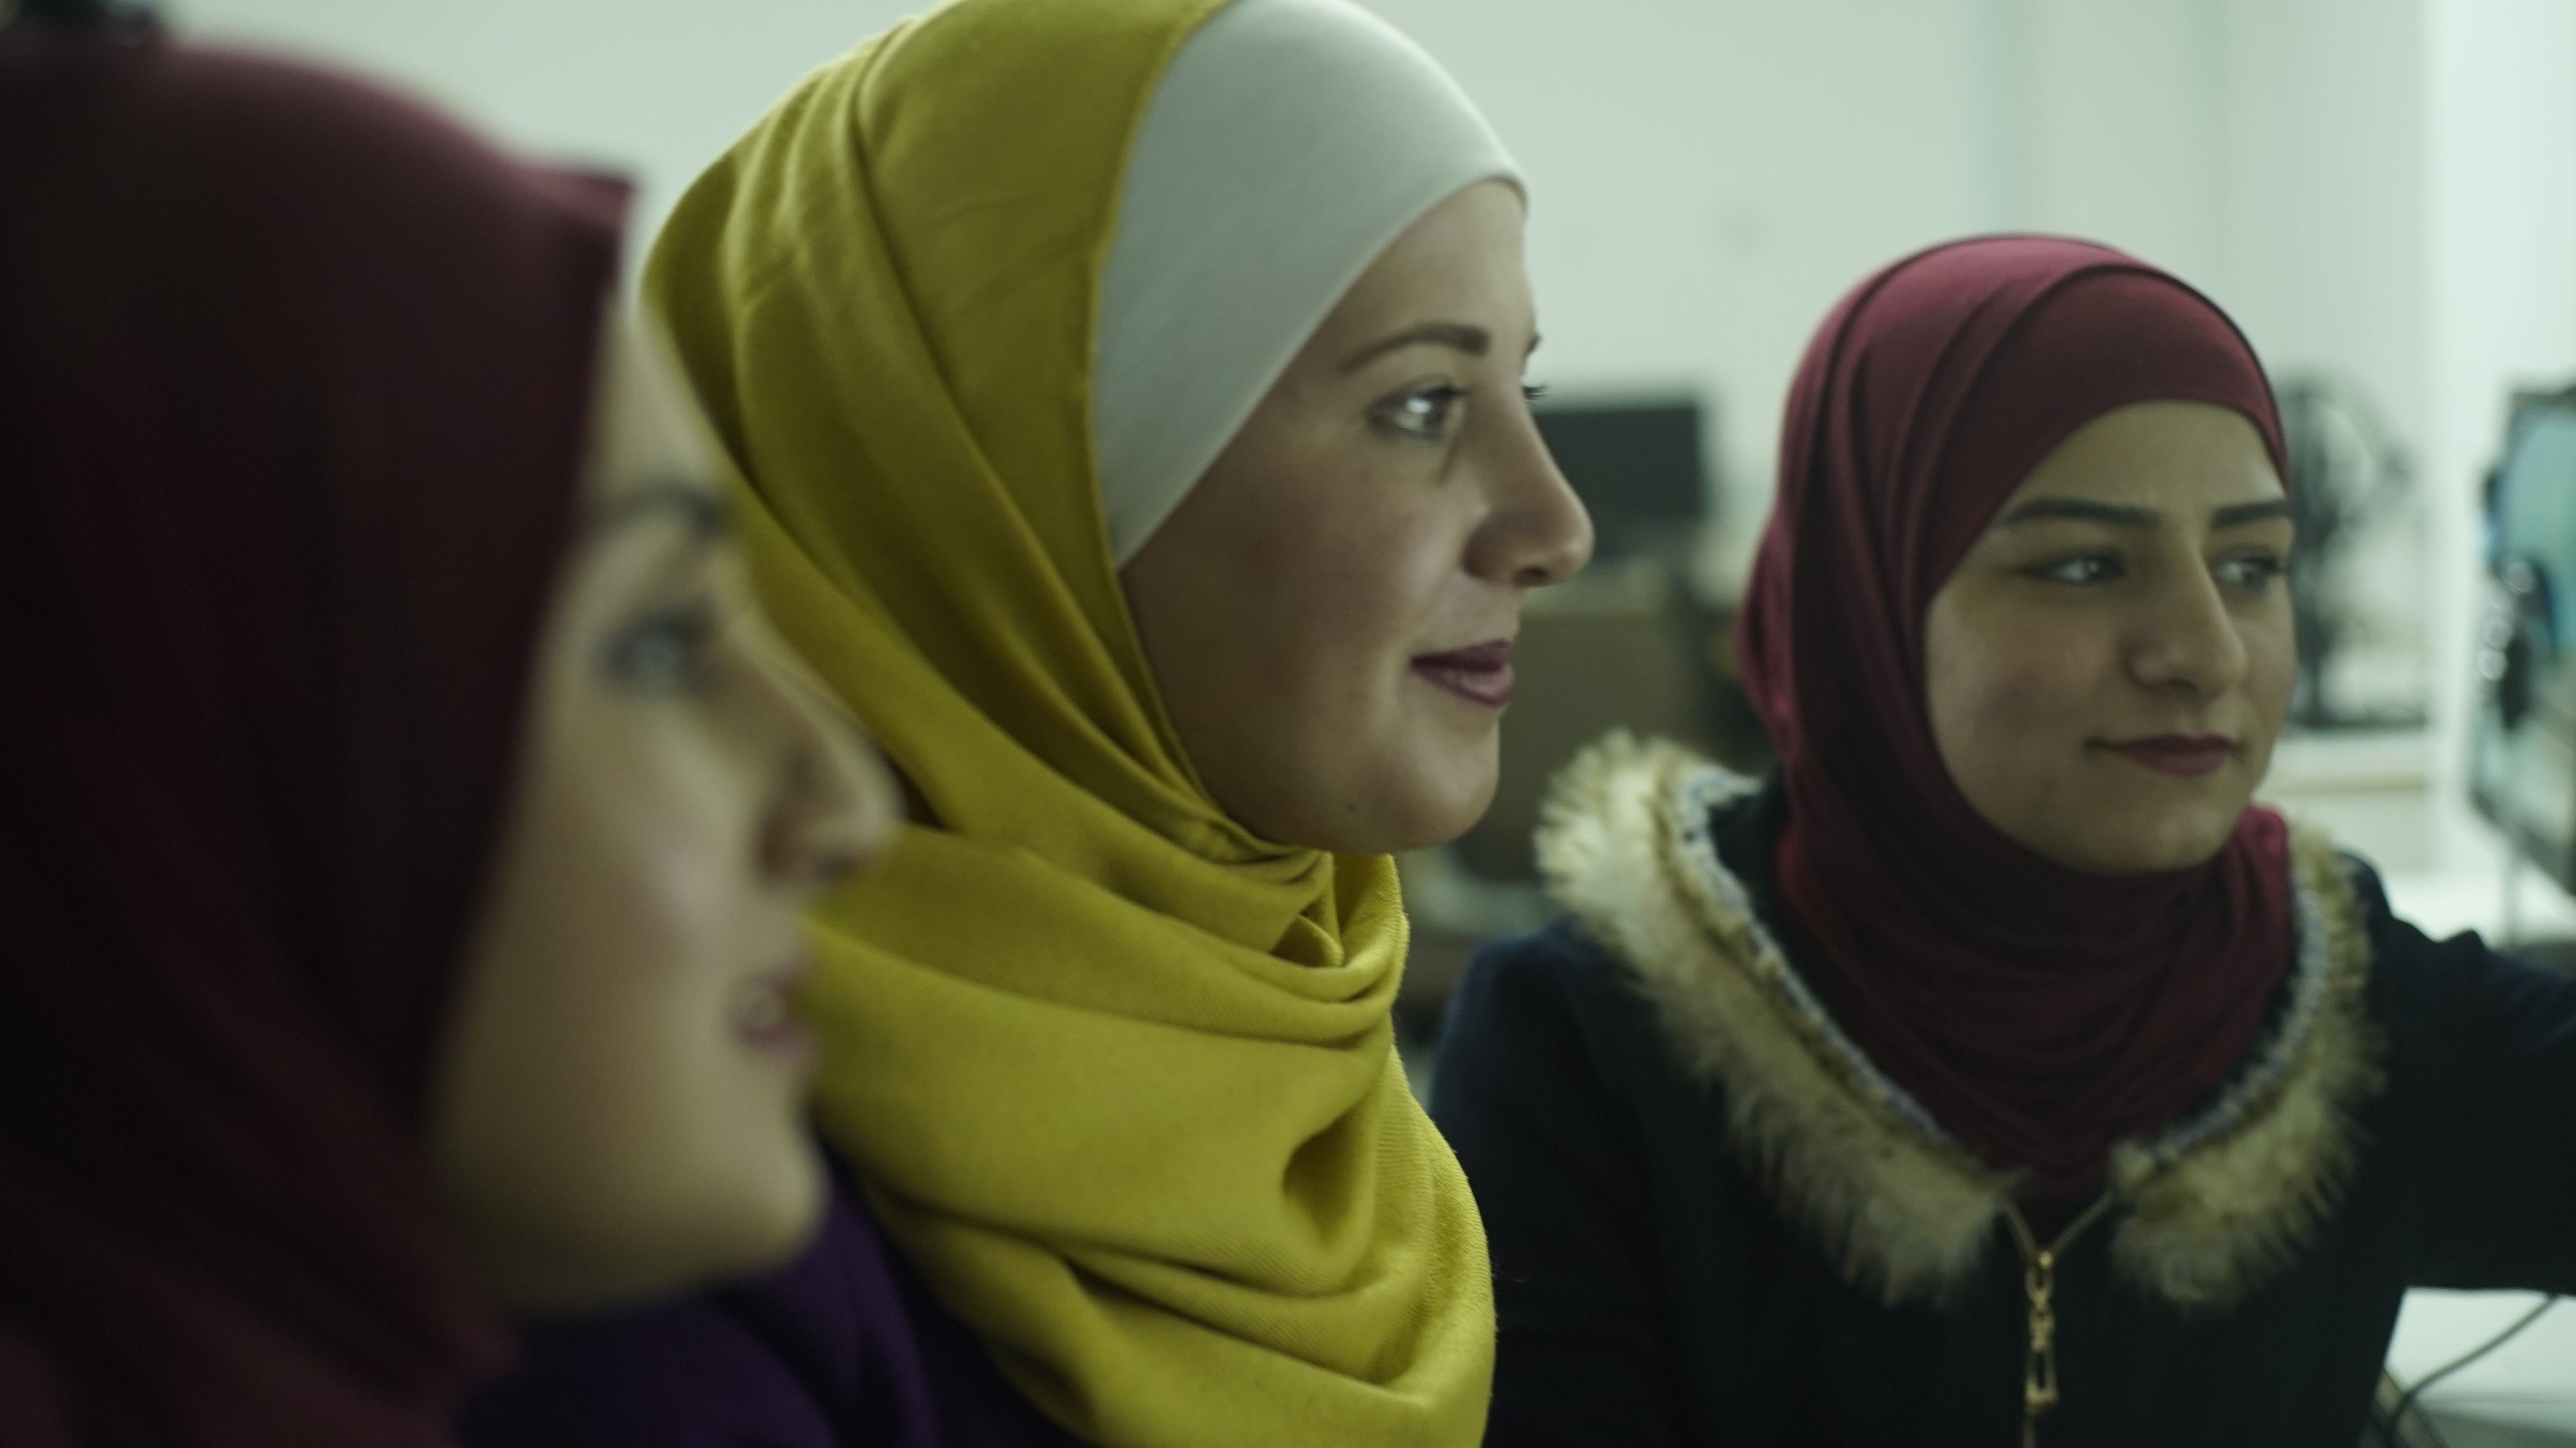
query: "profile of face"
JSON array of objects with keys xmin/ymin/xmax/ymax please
[
  {"xmin": 1122, "ymin": 180, "xmax": 1595, "ymax": 855},
  {"xmin": 1923, "ymin": 399, "xmax": 2296, "ymax": 875},
  {"xmin": 430, "ymin": 309, "xmax": 900, "ymax": 1314}
]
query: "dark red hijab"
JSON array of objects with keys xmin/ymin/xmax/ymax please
[
  {"xmin": 0, "ymin": 22, "xmax": 623, "ymax": 1445},
  {"xmin": 1737, "ymin": 236, "xmax": 2295, "ymax": 1201}
]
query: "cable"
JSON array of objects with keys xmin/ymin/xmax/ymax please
[{"xmin": 2388, "ymin": 1295, "xmax": 2562, "ymax": 1433}]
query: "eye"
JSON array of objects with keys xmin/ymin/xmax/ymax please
[
  {"xmin": 601, "ymin": 599, "xmax": 719, "ymax": 693},
  {"xmin": 1522, "ymin": 381, "xmax": 1551, "ymax": 405},
  {"xmin": 2215, "ymin": 552, "xmax": 2286, "ymax": 592},
  {"xmin": 1369, "ymin": 383, "xmax": 1468, "ymax": 442},
  {"xmin": 2029, "ymin": 552, "xmax": 2124, "ymax": 586}
]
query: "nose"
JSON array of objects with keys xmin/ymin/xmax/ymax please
[
  {"xmin": 1468, "ymin": 402, "xmax": 1594, "ymax": 589},
  {"xmin": 2127, "ymin": 565, "xmax": 2249, "ymax": 700},
  {"xmin": 747, "ymin": 634, "xmax": 900, "ymax": 892}
]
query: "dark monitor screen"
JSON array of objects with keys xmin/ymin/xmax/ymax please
[
  {"xmin": 1533, "ymin": 400, "xmax": 1708, "ymax": 559},
  {"xmin": 2472, "ymin": 394, "xmax": 2576, "ymax": 888}
]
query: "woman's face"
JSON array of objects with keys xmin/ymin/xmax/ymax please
[
  {"xmin": 1923, "ymin": 399, "xmax": 2295, "ymax": 875},
  {"xmin": 1121, "ymin": 180, "xmax": 1594, "ymax": 855},
  {"xmin": 430, "ymin": 309, "xmax": 899, "ymax": 1314}
]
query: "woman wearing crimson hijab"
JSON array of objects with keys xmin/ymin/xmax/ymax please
[
  {"xmin": 1433, "ymin": 236, "xmax": 2576, "ymax": 1447},
  {"xmin": 0, "ymin": 8, "xmax": 895, "ymax": 1443}
]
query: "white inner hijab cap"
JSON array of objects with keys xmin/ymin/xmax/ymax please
[{"xmin": 1092, "ymin": 0, "xmax": 1521, "ymax": 567}]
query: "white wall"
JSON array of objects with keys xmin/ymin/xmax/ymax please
[
  {"xmin": 1361, "ymin": 0, "xmax": 2009, "ymax": 581},
  {"xmin": 1360, "ymin": 0, "xmax": 2448, "ymax": 595},
  {"xmin": 2019, "ymin": 0, "xmax": 2230, "ymax": 282},
  {"xmin": 2213, "ymin": 0, "xmax": 2431, "ymax": 449}
]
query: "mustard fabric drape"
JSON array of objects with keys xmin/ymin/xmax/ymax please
[{"xmin": 642, "ymin": 2, "xmax": 1495, "ymax": 1444}]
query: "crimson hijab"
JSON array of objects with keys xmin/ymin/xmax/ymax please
[
  {"xmin": 1737, "ymin": 236, "xmax": 2295, "ymax": 1201},
  {"xmin": 0, "ymin": 22, "xmax": 622, "ymax": 1445}
]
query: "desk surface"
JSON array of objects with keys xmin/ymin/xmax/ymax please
[{"xmin": 2387, "ymin": 1290, "xmax": 2575, "ymax": 1444}]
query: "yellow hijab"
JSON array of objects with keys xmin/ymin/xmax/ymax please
[{"xmin": 643, "ymin": 2, "xmax": 1494, "ymax": 1444}]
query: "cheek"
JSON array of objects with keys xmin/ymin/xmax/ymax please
[
  {"xmin": 566, "ymin": 725, "xmax": 759, "ymax": 972},
  {"xmin": 1923, "ymin": 610, "xmax": 2124, "ymax": 864},
  {"xmin": 1312, "ymin": 513, "xmax": 1454, "ymax": 672},
  {"xmin": 1225, "ymin": 465, "xmax": 1459, "ymax": 719},
  {"xmin": 1132, "ymin": 410, "xmax": 1495, "ymax": 847},
  {"xmin": 1925, "ymin": 609, "xmax": 2106, "ymax": 765},
  {"xmin": 550, "ymin": 722, "xmax": 815, "ymax": 1228},
  {"xmin": 2244, "ymin": 606, "xmax": 2298, "ymax": 719},
  {"xmin": 535, "ymin": 712, "xmax": 794, "ymax": 1121}
]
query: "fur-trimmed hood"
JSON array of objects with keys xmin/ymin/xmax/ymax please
[{"xmin": 1535, "ymin": 734, "xmax": 2386, "ymax": 1313}]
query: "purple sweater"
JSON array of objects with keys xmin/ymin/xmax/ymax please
[{"xmin": 458, "ymin": 1157, "xmax": 1083, "ymax": 1448}]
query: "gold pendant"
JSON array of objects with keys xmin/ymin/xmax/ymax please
[{"xmin": 2004, "ymin": 1192, "xmax": 2118, "ymax": 1448}]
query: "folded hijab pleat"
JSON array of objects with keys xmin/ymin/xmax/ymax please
[
  {"xmin": 643, "ymin": 1, "xmax": 1495, "ymax": 1444},
  {"xmin": 0, "ymin": 27, "xmax": 622, "ymax": 1447},
  {"xmin": 1736, "ymin": 236, "xmax": 2296, "ymax": 1201}
]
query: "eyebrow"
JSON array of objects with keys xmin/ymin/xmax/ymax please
[
  {"xmin": 1338, "ymin": 321, "xmax": 1492, "ymax": 373},
  {"xmin": 586, "ymin": 477, "xmax": 730, "ymax": 541},
  {"xmin": 2210, "ymin": 498, "xmax": 2296, "ymax": 529},
  {"xmin": 1992, "ymin": 496, "xmax": 2296, "ymax": 531}
]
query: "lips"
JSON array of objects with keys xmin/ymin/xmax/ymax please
[
  {"xmin": 736, "ymin": 954, "xmax": 818, "ymax": 1063},
  {"xmin": 1412, "ymin": 639, "xmax": 1515, "ymax": 709},
  {"xmin": 2104, "ymin": 734, "xmax": 2237, "ymax": 777}
]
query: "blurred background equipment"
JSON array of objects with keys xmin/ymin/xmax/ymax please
[
  {"xmin": 2275, "ymin": 371, "xmax": 2426, "ymax": 731},
  {"xmin": 2471, "ymin": 383, "xmax": 2576, "ymax": 892},
  {"xmin": 1463, "ymin": 395, "xmax": 1771, "ymax": 876},
  {"xmin": 1523, "ymin": 398, "xmax": 1707, "ymax": 573},
  {"xmin": 1399, "ymin": 394, "xmax": 1769, "ymax": 1040}
]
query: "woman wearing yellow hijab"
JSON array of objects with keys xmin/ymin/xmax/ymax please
[{"xmin": 461, "ymin": 1, "xmax": 1591, "ymax": 1444}]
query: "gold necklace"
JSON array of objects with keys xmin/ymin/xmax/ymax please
[{"xmin": 2002, "ymin": 1192, "xmax": 2121, "ymax": 1448}]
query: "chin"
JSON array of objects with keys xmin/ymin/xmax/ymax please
[
  {"xmin": 750, "ymin": 1132, "xmax": 830, "ymax": 1248},
  {"xmin": 2074, "ymin": 804, "xmax": 2244, "ymax": 875},
  {"xmin": 1251, "ymin": 723, "xmax": 1499, "ymax": 853},
  {"xmin": 691, "ymin": 1136, "xmax": 829, "ymax": 1283},
  {"xmin": 1383, "ymin": 757, "xmax": 1500, "ymax": 852}
]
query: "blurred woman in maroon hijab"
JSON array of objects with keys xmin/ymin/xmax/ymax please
[
  {"xmin": 0, "ymin": 5, "xmax": 896, "ymax": 1442},
  {"xmin": 1434, "ymin": 236, "xmax": 2576, "ymax": 1447}
]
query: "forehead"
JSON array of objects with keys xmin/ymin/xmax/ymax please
[
  {"xmin": 1312, "ymin": 180, "xmax": 1532, "ymax": 349},
  {"xmin": 2006, "ymin": 399, "xmax": 2284, "ymax": 511},
  {"xmin": 584, "ymin": 306, "xmax": 726, "ymax": 513}
]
